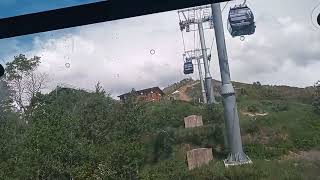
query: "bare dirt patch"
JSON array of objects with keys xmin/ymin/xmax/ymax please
[
  {"xmin": 241, "ymin": 111, "xmax": 269, "ymax": 117},
  {"xmin": 242, "ymin": 127, "xmax": 288, "ymax": 145},
  {"xmin": 177, "ymin": 81, "xmax": 200, "ymax": 102},
  {"xmin": 280, "ymin": 150, "xmax": 320, "ymax": 162}
]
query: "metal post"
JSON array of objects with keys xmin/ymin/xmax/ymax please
[
  {"xmin": 211, "ymin": 3, "xmax": 251, "ymax": 166},
  {"xmin": 198, "ymin": 22, "xmax": 216, "ymax": 104},
  {"xmin": 197, "ymin": 58, "xmax": 208, "ymax": 104}
]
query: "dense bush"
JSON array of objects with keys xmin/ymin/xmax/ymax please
[
  {"xmin": 201, "ymin": 104, "xmax": 224, "ymax": 125},
  {"xmin": 247, "ymin": 104, "xmax": 259, "ymax": 113},
  {"xmin": 312, "ymin": 96, "xmax": 320, "ymax": 114},
  {"xmin": 139, "ymin": 158, "xmax": 188, "ymax": 180},
  {"xmin": 2, "ymin": 54, "xmax": 320, "ymax": 179},
  {"xmin": 244, "ymin": 144, "xmax": 288, "ymax": 160},
  {"xmin": 238, "ymin": 87, "xmax": 248, "ymax": 96},
  {"xmin": 143, "ymin": 100, "xmax": 202, "ymax": 129},
  {"xmin": 271, "ymin": 102, "xmax": 289, "ymax": 112}
]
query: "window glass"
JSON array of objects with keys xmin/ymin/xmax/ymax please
[{"xmin": 1, "ymin": 1, "xmax": 320, "ymax": 179}]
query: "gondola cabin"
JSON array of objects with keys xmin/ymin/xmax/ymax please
[
  {"xmin": 184, "ymin": 58, "xmax": 194, "ymax": 75},
  {"xmin": 227, "ymin": 4, "xmax": 256, "ymax": 37}
]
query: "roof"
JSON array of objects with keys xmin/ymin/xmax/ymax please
[{"xmin": 118, "ymin": 87, "xmax": 164, "ymax": 98}]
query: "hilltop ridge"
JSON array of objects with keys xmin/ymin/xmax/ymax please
[{"xmin": 163, "ymin": 78, "xmax": 314, "ymax": 103}]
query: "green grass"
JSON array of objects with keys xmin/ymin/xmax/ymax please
[
  {"xmin": 138, "ymin": 83, "xmax": 319, "ymax": 179},
  {"xmin": 140, "ymin": 157, "xmax": 319, "ymax": 180},
  {"xmin": 138, "ymin": 97, "xmax": 320, "ymax": 179}
]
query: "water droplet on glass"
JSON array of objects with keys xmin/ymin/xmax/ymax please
[
  {"xmin": 150, "ymin": 49, "xmax": 155, "ymax": 55},
  {"xmin": 65, "ymin": 63, "xmax": 71, "ymax": 68},
  {"xmin": 311, "ymin": 2, "xmax": 320, "ymax": 30}
]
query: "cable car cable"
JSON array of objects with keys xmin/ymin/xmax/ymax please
[
  {"xmin": 178, "ymin": 13, "xmax": 187, "ymax": 53},
  {"xmin": 181, "ymin": 30, "xmax": 187, "ymax": 53},
  {"xmin": 209, "ymin": 34, "xmax": 215, "ymax": 56},
  {"xmin": 222, "ymin": 1, "xmax": 230, "ymax": 12}
]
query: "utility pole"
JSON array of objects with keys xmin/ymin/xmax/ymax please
[
  {"xmin": 184, "ymin": 49, "xmax": 208, "ymax": 103},
  {"xmin": 197, "ymin": 21, "xmax": 216, "ymax": 104},
  {"xmin": 178, "ymin": 5, "xmax": 216, "ymax": 104},
  {"xmin": 211, "ymin": 3, "xmax": 252, "ymax": 167}
]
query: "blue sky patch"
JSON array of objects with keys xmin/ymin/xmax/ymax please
[{"xmin": 0, "ymin": 0, "xmax": 100, "ymax": 62}]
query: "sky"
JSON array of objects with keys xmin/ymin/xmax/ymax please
[{"xmin": 0, "ymin": 0, "xmax": 320, "ymax": 98}]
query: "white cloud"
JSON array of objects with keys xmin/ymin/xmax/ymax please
[{"xmin": 17, "ymin": 0, "xmax": 320, "ymax": 99}]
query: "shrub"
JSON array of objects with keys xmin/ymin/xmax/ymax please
[
  {"xmin": 174, "ymin": 125, "xmax": 224, "ymax": 148},
  {"xmin": 253, "ymin": 81, "xmax": 262, "ymax": 88},
  {"xmin": 244, "ymin": 144, "xmax": 288, "ymax": 160},
  {"xmin": 247, "ymin": 104, "xmax": 259, "ymax": 113},
  {"xmin": 312, "ymin": 96, "xmax": 320, "ymax": 114},
  {"xmin": 150, "ymin": 130, "xmax": 175, "ymax": 163},
  {"xmin": 139, "ymin": 158, "xmax": 188, "ymax": 180},
  {"xmin": 271, "ymin": 102, "xmax": 289, "ymax": 112},
  {"xmin": 201, "ymin": 104, "xmax": 224, "ymax": 125},
  {"xmin": 238, "ymin": 88, "xmax": 248, "ymax": 96}
]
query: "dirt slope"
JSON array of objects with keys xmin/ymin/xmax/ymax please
[{"xmin": 177, "ymin": 81, "xmax": 200, "ymax": 102}]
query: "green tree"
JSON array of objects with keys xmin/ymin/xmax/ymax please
[
  {"xmin": 5, "ymin": 54, "xmax": 49, "ymax": 114},
  {"xmin": 0, "ymin": 78, "xmax": 28, "ymax": 179},
  {"xmin": 17, "ymin": 93, "xmax": 97, "ymax": 179}
]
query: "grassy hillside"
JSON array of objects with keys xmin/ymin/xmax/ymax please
[
  {"xmin": 175, "ymin": 79, "xmax": 314, "ymax": 104},
  {"xmin": 1, "ymin": 80, "xmax": 320, "ymax": 179},
  {"xmin": 156, "ymin": 80, "xmax": 320, "ymax": 179}
]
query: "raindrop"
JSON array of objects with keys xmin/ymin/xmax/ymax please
[
  {"xmin": 65, "ymin": 63, "xmax": 71, "ymax": 68},
  {"xmin": 311, "ymin": 1, "xmax": 320, "ymax": 30}
]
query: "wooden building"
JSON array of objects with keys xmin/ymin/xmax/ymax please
[{"xmin": 118, "ymin": 87, "xmax": 164, "ymax": 103}]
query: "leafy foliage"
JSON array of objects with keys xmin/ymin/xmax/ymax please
[
  {"xmin": 247, "ymin": 104, "xmax": 259, "ymax": 113},
  {"xmin": 4, "ymin": 54, "xmax": 49, "ymax": 113},
  {"xmin": 271, "ymin": 102, "xmax": 289, "ymax": 112},
  {"xmin": 1, "ymin": 55, "xmax": 320, "ymax": 179}
]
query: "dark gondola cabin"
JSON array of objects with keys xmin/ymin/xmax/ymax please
[
  {"xmin": 227, "ymin": 4, "xmax": 256, "ymax": 37},
  {"xmin": 183, "ymin": 58, "xmax": 194, "ymax": 75}
]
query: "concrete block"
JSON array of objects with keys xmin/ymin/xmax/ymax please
[
  {"xmin": 184, "ymin": 115, "xmax": 203, "ymax": 128},
  {"xmin": 186, "ymin": 148, "xmax": 213, "ymax": 170}
]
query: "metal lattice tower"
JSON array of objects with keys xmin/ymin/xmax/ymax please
[
  {"xmin": 184, "ymin": 49, "xmax": 210, "ymax": 103},
  {"xmin": 178, "ymin": 5, "xmax": 216, "ymax": 104}
]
